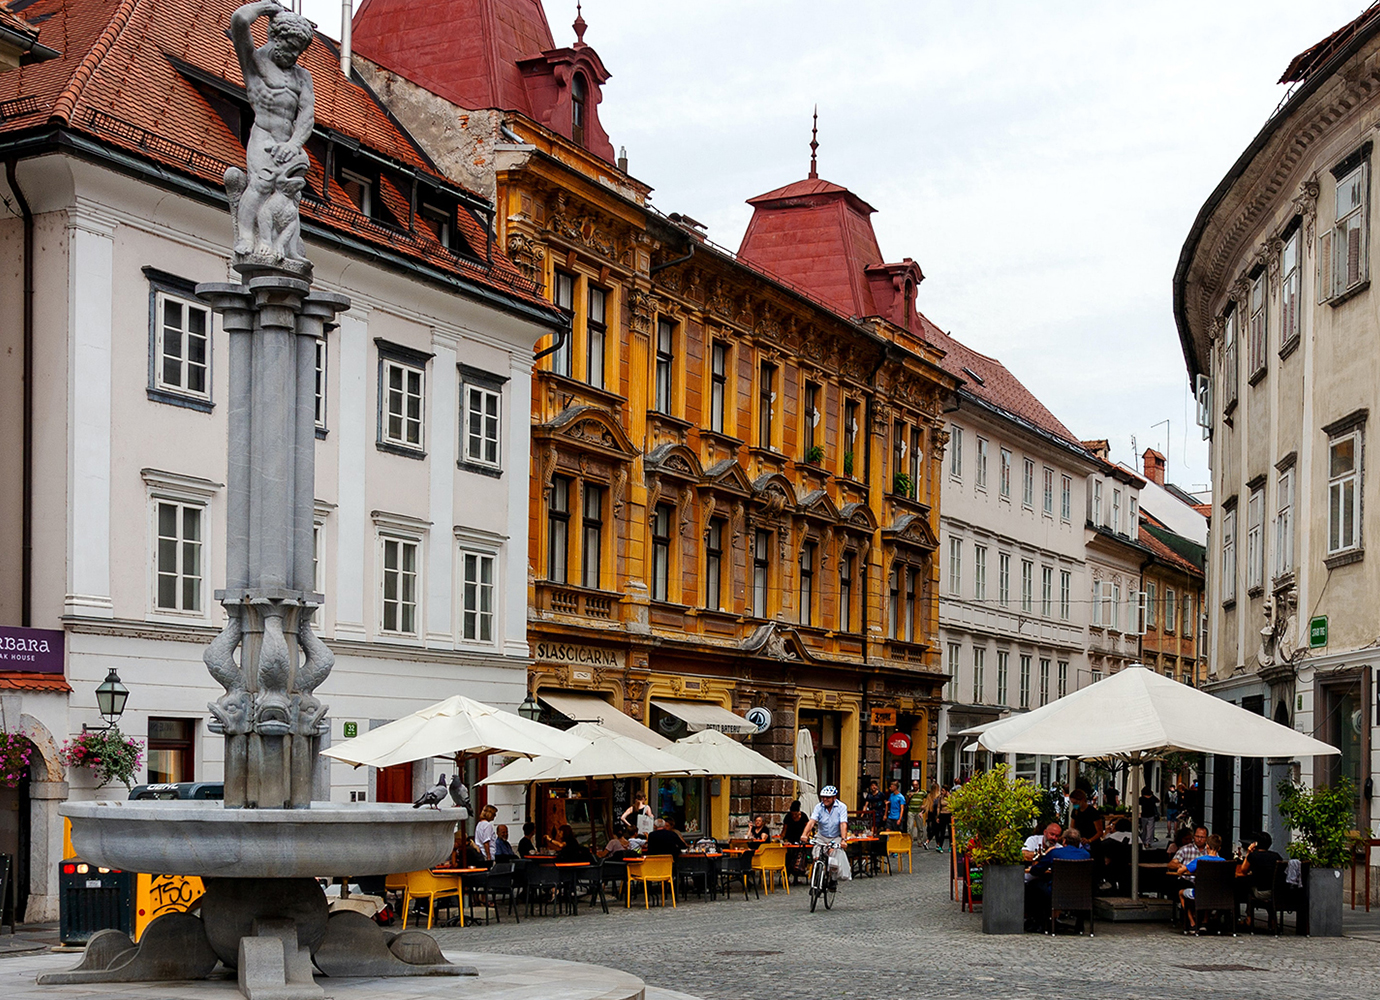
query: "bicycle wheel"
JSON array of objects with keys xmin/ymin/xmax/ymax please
[
  {"xmin": 823, "ymin": 878, "xmax": 835, "ymax": 909},
  {"xmin": 809, "ymin": 885, "xmax": 819, "ymax": 911}
]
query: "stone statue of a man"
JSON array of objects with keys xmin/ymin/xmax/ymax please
[{"xmin": 225, "ymin": 1, "xmax": 315, "ymax": 271}]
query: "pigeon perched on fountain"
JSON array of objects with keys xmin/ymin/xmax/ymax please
[
  {"xmin": 413, "ymin": 776, "xmax": 447, "ymax": 810},
  {"xmin": 449, "ymin": 773, "xmax": 470, "ymax": 809}
]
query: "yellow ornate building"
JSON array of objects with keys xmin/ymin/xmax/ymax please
[{"xmin": 353, "ymin": 0, "xmax": 958, "ymax": 835}]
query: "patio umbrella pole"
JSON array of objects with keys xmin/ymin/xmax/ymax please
[{"xmin": 1130, "ymin": 757, "xmax": 1141, "ymax": 900}]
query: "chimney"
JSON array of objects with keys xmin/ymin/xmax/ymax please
[
  {"xmin": 340, "ymin": 0, "xmax": 353, "ymax": 79},
  {"xmin": 618, "ymin": 146, "xmax": 628, "ymax": 173},
  {"xmin": 1142, "ymin": 448, "xmax": 1165, "ymax": 486}
]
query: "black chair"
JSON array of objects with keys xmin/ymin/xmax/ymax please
[
  {"xmin": 1047, "ymin": 859, "xmax": 1096, "ymax": 936},
  {"xmin": 675, "ymin": 854, "xmax": 717, "ymax": 902},
  {"xmin": 1189, "ymin": 859, "xmax": 1238, "ymax": 935},
  {"xmin": 524, "ymin": 864, "xmax": 565, "ymax": 917},
  {"xmin": 572, "ymin": 860, "xmax": 609, "ymax": 914},
  {"xmin": 478, "ymin": 862, "xmax": 521, "ymax": 924},
  {"xmin": 1243, "ymin": 859, "xmax": 1285, "ymax": 934},
  {"xmin": 718, "ymin": 852, "xmax": 757, "ymax": 901}
]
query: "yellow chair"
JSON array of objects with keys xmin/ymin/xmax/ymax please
[
  {"xmin": 885, "ymin": 831, "xmax": 913, "ymax": 874},
  {"xmin": 401, "ymin": 869, "xmax": 462, "ymax": 929},
  {"xmin": 625, "ymin": 855, "xmax": 676, "ymax": 909},
  {"xmin": 751, "ymin": 843, "xmax": 789, "ymax": 894}
]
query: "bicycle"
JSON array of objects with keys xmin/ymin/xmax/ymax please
[{"xmin": 808, "ymin": 837, "xmax": 840, "ymax": 912}]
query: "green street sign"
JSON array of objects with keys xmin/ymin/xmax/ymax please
[
  {"xmin": 1309, "ymin": 616, "xmax": 1328, "ymax": 648},
  {"xmin": 342, "ymin": 721, "xmax": 358, "ymax": 738}
]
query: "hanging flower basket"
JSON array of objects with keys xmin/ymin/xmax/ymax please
[
  {"xmin": 0, "ymin": 730, "xmax": 33, "ymax": 789},
  {"xmin": 59, "ymin": 727, "xmax": 145, "ymax": 789}
]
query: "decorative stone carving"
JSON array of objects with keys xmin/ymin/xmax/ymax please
[
  {"xmin": 700, "ymin": 494, "xmax": 717, "ymax": 533},
  {"xmin": 677, "ymin": 486, "xmax": 694, "ymax": 537},
  {"xmin": 506, "ymin": 231, "xmax": 544, "ymax": 280},
  {"xmin": 225, "ymin": 2, "xmax": 316, "ymax": 277},
  {"xmin": 612, "ymin": 466, "xmax": 628, "ymax": 517},
  {"xmin": 541, "ymin": 443, "xmax": 558, "ymax": 500},
  {"xmin": 646, "ymin": 475, "xmax": 662, "ymax": 517},
  {"xmin": 1257, "ymin": 587, "xmax": 1299, "ymax": 669},
  {"xmin": 731, "ymin": 501, "xmax": 745, "ymax": 546},
  {"xmin": 629, "ymin": 288, "xmax": 654, "ymax": 335},
  {"xmin": 1293, "ymin": 175, "xmax": 1320, "ymax": 249},
  {"xmin": 707, "ymin": 278, "xmax": 732, "ymax": 319}
]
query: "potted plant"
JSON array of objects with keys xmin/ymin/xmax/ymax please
[
  {"xmin": 803, "ymin": 444, "xmax": 825, "ymax": 466},
  {"xmin": 0, "ymin": 730, "xmax": 33, "ymax": 789},
  {"xmin": 842, "ymin": 450, "xmax": 854, "ymax": 478},
  {"xmin": 59, "ymin": 726, "xmax": 145, "ymax": 790},
  {"xmin": 949, "ymin": 764, "xmax": 1043, "ymax": 934},
  {"xmin": 1278, "ymin": 777, "xmax": 1353, "ymax": 937},
  {"xmin": 892, "ymin": 470, "xmax": 913, "ymax": 499}
]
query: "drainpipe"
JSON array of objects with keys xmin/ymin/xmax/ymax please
[
  {"xmin": 531, "ymin": 313, "xmax": 571, "ymax": 363},
  {"xmin": 6, "ymin": 159, "xmax": 33, "ymax": 627},
  {"xmin": 649, "ymin": 240, "xmax": 694, "ymax": 275}
]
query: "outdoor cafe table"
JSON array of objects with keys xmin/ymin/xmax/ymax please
[
  {"xmin": 675, "ymin": 852, "xmax": 722, "ymax": 901},
  {"xmin": 845, "ymin": 836, "xmax": 882, "ymax": 877}
]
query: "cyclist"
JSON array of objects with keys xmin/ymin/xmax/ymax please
[{"xmin": 801, "ymin": 785, "xmax": 851, "ymax": 882}]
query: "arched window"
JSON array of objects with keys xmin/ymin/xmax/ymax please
[{"xmin": 571, "ymin": 73, "xmax": 588, "ymax": 146}]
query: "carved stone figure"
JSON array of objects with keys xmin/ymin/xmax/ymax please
[{"xmin": 225, "ymin": 2, "xmax": 315, "ymax": 273}]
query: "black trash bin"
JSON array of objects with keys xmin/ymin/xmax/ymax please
[{"xmin": 58, "ymin": 859, "xmax": 134, "ymax": 945}]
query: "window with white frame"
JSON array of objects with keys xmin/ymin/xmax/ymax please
[
  {"xmin": 1281, "ymin": 227, "xmax": 1301, "ymax": 351},
  {"xmin": 582, "ymin": 484, "xmax": 604, "ymax": 589},
  {"xmin": 1059, "ymin": 570, "xmax": 1071, "ymax": 620},
  {"xmin": 1222, "ymin": 503, "xmax": 1238, "ymax": 602},
  {"xmin": 1021, "ymin": 559, "xmax": 1033, "ymax": 613},
  {"xmin": 972, "ymin": 647, "xmax": 985, "ymax": 704},
  {"xmin": 1165, "ymin": 588, "xmax": 1176, "ymax": 634},
  {"xmin": 654, "ymin": 318, "xmax": 675, "ymax": 414},
  {"xmin": 1041, "ymin": 566, "xmax": 1053, "ymax": 617},
  {"xmin": 950, "ymin": 425, "xmax": 963, "ymax": 479},
  {"xmin": 799, "ymin": 541, "xmax": 815, "ymax": 625},
  {"xmin": 154, "ymin": 499, "xmax": 204, "ymax": 613},
  {"xmin": 998, "ymin": 553, "xmax": 1010, "ymax": 606},
  {"xmin": 948, "ymin": 538, "xmax": 962, "ymax": 596},
  {"xmin": 1093, "ymin": 479, "xmax": 1103, "ymax": 525},
  {"xmin": 999, "ymin": 448, "xmax": 1012, "ymax": 499},
  {"xmin": 1039, "ymin": 658, "xmax": 1050, "ymax": 706},
  {"xmin": 1112, "ymin": 488, "xmax": 1122, "ymax": 534},
  {"xmin": 1222, "ymin": 306, "xmax": 1238, "ymax": 412},
  {"xmin": 1111, "ymin": 581, "xmax": 1121, "ymax": 631},
  {"xmin": 1320, "ymin": 152, "xmax": 1369, "ymax": 302},
  {"xmin": 1146, "ymin": 582, "xmax": 1157, "ymax": 629},
  {"xmin": 586, "ymin": 285, "xmax": 607, "ymax": 388},
  {"xmin": 1022, "ymin": 458, "xmax": 1035, "ymax": 507},
  {"xmin": 1042, "ymin": 468, "xmax": 1054, "ymax": 516},
  {"xmin": 974, "ymin": 544, "xmax": 987, "ymax": 601},
  {"xmin": 1130, "ymin": 496, "xmax": 1138, "ymax": 528},
  {"xmin": 1182, "ymin": 593, "xmax": 1193, "ymax": 637},
  {"xmin": 1247, "ymin": 487, "xmax": 1264, "ymax": 590},
  {"xmin": 1060, "ymin": 474, "xmax": 1072, "ymax": 521},
  {"xmin": 314, "ymin": 337, "xmax": 327, "ymax": 430},
  {"xmin": 152, "ymin": 285, "xmax": 212, "ymax": 402},
  {"xmin": 460, "ymin": 366, "xmax": 504, "ymax": 471},
  {"xmin": 651, "ymin": 503, "xmax": 673, "ymax": 601},
  {"xmin": 1092, "ymin": 580, "xmax": 1102, "ymax": 626},
  {"xmin": 1019, "ymin": 655, "xmax": 1031, "ymax": 709},
  {"xmin": 1248, "ymin": 268, "xmax": 1267, "ymax": 379},
  {"xmin": 976, "ymin": 437, "xmax": 989, "ymax": 490},
  {"xmin": 710, "ymin": 342, "xmax": 729, "ymax": 434},
  {"xmin": 752, "ymin": 529, "xmax": 771, "ymax": 615},
  {"xmin": 461, "ymin": 549, "xmax": 495, "ymax": 643},
  {"xmin": 548, "ymin": 475, "xmax": 571, "ymax": 583},
  {"xmin": 377, "ymin": 340, "xmax": 430, "ymax": 453},
  {"xmin": 380, "ymin": 535, "xmax": 420, "ymax": 635},
  {"xmin": 312, "ymin": 521, "xmax": 324, "ymax": 594},
  {"xmin": 996, "ymin": 651, "xmax": 1009, "ymax": 706},
  {"xmin": 551, "ymin": 270, "xmax": 575, "ymax": 376},
  {"xmin": 1275, "ymin": 467, "xmax": 1294, "ymax": 577},
  {"xmin": 1057, "ymin": 660, "xmax": 1068, "ymax": 699},
  {"xmin": 889, "ymin": 569, "xmax": 900, "ymax": 638},
  {"xmin": 947, "ymin": 642, "xmax": 961, "ymax": 697},
  {"xmin": 1328, "ymin": 429, "xmax": 1362, "ymax": 555},
  {"xmin": 1091, "ymin": 667, "xmax": 1102, "ymax": 684}
]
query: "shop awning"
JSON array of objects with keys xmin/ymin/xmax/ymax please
[
  {"xmin": 539, "ymin": 691, "xmax": 674, "ymax": 748},
  {"xmin": 650, "ymin": 699, "xmax": 756, "ymax": 735}
]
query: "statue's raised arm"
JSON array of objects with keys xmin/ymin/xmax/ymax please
[{"xmin": 225, "ymin": 1, "xmax": 316, "ymax": 273}]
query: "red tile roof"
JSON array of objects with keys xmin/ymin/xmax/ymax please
[
  {"xmin": 1279, "ymin": 3, "xmax": 1380, "ymax": 83},
  {"xmin": 351, "ymin": 0, "xmax": 554, "ymax": 116},
  {"xmin": 0, "ymin": 0, "xmax": 42, "ymax": 43},
  {"xmin": 1139, "ymin": 524, "xmax": 1203, "ymax": 579},
  {"xmin": 0, "ymin": 0, "xmax": 553, "ymax": 311},
  {"xmin": 0, "ymin": 672, "xmax": 72, "ymax": 692}
]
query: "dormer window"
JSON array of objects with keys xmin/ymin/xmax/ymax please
[
  {"xmin": 571, "ymin": 73, "xmax": 588, "ymax": 146},
  {"xmin": 420, "ymin": 202, "xmax": 453, "ymax": 249},
  {"xmin": 339, "ymin": 167, "xmax": 374, "ymax": 217}
]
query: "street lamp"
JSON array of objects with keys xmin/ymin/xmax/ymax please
[
  {"xmin": 94, "ymin": 668, "xmax": 129, "ymax": 729},
  {"xmin": 518, "ymin": 694, "xmax": 541, "ymax": 722}
]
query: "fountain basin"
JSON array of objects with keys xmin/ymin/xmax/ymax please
[{"xmin": 62, "ymin": 801, "xmax": 459, "ymax": 878}]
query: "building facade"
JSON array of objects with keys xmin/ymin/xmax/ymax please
[
  {"xmin": 1137, "ymin": 450, "xmax": 1208, "ymax": 688},
  {"xmin": 0, "ymin": 0, "xmax": 562, "ymax": 919},
  {"xmin": 1174, "ymin": 8, "xmax": 1380, "ymax": 845},
  {"xmin": 353, "ymin": 0, "xmax": 959, "ymax": 836}
]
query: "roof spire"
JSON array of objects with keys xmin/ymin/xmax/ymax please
[
  {"xmin": 809, "ymin": 105, "xmax": 819, "ymax": 180},
  {"xmin": 573, "ymin": 2, "xmax": 587, "ymax": 44}
]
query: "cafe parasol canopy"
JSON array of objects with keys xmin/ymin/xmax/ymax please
[
  {"xmin": 320, "ymin": 694, "xmax": 589, "ymax": 769},
  {"xmin": 672, "ymin": 729, "xmax": 813, "ymax": 786},
  {"xmin": 478, "ymin": 722, "xmax": 709, "ymax": 784},
  {"xmin": 976, "ymin": 664, "xmax": 1339, "ymax": 898}
]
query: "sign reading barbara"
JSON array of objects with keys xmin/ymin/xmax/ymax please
[
  {"xmin": 533, "ymin": 642, "xmax": 623, "ymax": 668},
  {"xmin": 0, "ymin": 626, "xmax": 64, "ymax": 674},
  {"xmin": 887, "ymin": 733, "xmax": 912, "ymax": 756}
]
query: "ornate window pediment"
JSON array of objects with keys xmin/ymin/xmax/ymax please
[
  {"xmin": 535, "ymin": 404, "xmax": 636, "ymax": 460},
  {"xmin": 839, "ymin": 501, "xmax": 879, "ymax": 534},
  {"xmin": 644, "ymin": 442, "xmax": 703, "ymax": 482},
  {"xmin": 703, "ymin": 458, "xmax": 754, "ymax": 496},
  {"xmin": 882, "ymin": 512, "xmax": 938, "ymax": 552},
  {"xmin": 798, "ymin": 488, "xmax": 841, "ymax": 522},
  {"xmin": 750, "ymin": 472, "xmax": 797, "ymax": 514}
]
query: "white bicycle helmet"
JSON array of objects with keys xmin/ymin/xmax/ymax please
[{"xmin": 820, "ymin": 785, "xmax": 839, "ymax": 798}]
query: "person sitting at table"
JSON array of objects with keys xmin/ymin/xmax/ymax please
[
  {"xmin": 603, "ymin": 823, "xmax": 636, "ymax": 860},
  {"xmin": 1022, "ymin": 823, "xmax": 1062, "ymax": 864},
  {"xmin": 494, "ymin": 823, "xmax": 518, "ymax": 859},
  {"xmin": 555, "ymin": 824, "xmax": 593, "ymax": 864},
  {"xmin": 1026, "ymin": 829, "xmax": 1093, "ymax": 931},
  {"xmin": 1236, "ymin": 831, "xmax": 1283, "ymax": 930},
  {"xmin": 517, "ymin": 821, "xmax": 538, "ymax": 858},
  {"xmin": 747, "ymin": 815, "xmax": 771, "ymax": 842},
  {"xmin": 1169, "ymin": 825, "xmax": 1209, "ymax": 874},
  {"xmin": 781, "ymin": 800, "xmax": 808, "ymax": 843},
  {"xmin": 1178, "ymin": 834, "xmax": 1223, "ymax": 934},
  {"xmin": 645, "ymin": 817, "xmax": 685, "ymax": 856}
]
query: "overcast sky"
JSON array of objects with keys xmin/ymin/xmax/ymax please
[{"xmin": 306, "ymin": 0, "xmax": 1370, "ymax": 492}]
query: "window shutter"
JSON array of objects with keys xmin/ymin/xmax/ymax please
[
  {"xmin": 1346, "ymin": 215, "xmax": 1364, "ymax": 289},
  {"xmin": 1317, "ymin": 229, "xmax": 1333, "ymax": 303}
]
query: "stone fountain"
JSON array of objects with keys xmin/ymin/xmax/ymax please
[{"xmin": 41, "ymin": 5, "xmax": 465, "ymax": 997}]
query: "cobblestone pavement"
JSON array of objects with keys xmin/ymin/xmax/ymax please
[{"xmin": 430, "ymin": 848, "xmax": 1380, "ymax": 1000}]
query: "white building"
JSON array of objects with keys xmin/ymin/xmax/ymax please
[
  {"xmin": 932, "ymin": 331, "xmax": 1101, "ymax": 785},
  {"xmin": 0, "ymin": 0, "xmax": 562, "ymax": 920}
]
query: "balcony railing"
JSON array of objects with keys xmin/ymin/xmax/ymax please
[{"xmin": 536, "ymin": 582, "xmax": 619, "ymax": 622}]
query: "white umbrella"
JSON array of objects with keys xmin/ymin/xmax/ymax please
[
  {"xmin": 477, "ymin": 722, "xmax": 708, "ymax": 784},
  {"xmin": 320, "ymin": 694, "xmax": 589, "ymax": 769},
  {"xmin": 977, "ymin": 665, "xmax": 1339, "ymax": 898},
  {"xmin": 672, "ymin": 729, "xmax": 813, "ymax": 785},
  {"xmin": 795, "ymin": 728, "xmax": 820, "ymax": 815}
]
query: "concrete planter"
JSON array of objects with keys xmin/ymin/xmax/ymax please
[
  {"xmin": 981, "ymin": 863, "xmax": 1025, "ymax": 935},
  {"xmin": 1306, "ymin": 866, "xmax": 1344, "ymax": 937}
]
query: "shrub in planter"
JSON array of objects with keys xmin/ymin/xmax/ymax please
[
  {"xmin": 804, "ymin": 444, "xmax": 825, "ymax": 466},
  {"xmin": 892, "ymin": 471, "xmax": 913, "ymax": 498},
  {"xmin": 59, "ymin": 726, "xmax": 145, "ymax": 789},
  {"xmin": 0, "ymin": 730, "xmax": 34, "ymax": 789},
  {"xmin": 950, "ymin": 764, "xmax": 1043, "ymax": 934},
  {"xmin": 1279, "ymin": 778, "xmax": 1353, "ymax": 937},
  {"xmin": 842, "ymin": 451, "xmax": 854, "ymax": 477}
]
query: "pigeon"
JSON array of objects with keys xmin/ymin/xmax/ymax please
[
  {"xmin": 413, "ymin": 776, "xmax": 447, "ymax": 810},
  {"xmin": 448, "ymin": 774, "xmax": 470, "ymax": 808}
]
